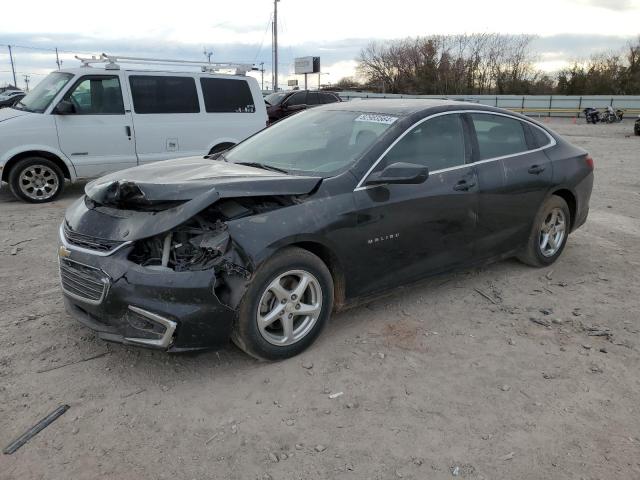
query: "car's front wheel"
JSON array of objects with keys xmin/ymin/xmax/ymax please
[
  {"xmin": 232, "ymin": 247, "xmax": 334, "ymax": 361},
  {"xmin": 518, "ymin": 195, "xmax": 571, "ymax": 267}
]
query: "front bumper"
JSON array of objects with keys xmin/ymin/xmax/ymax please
[{"xmin": 59, "ymin": 226, "xmax": 237, "ymax": 352}]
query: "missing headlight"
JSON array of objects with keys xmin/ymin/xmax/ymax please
[{"xmin": 129, "ymin": 219, "xmax": 231, "ymax": 272}]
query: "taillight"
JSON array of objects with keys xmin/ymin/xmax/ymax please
[{"xmin": 585, "ymin": 155, "xmax": 594, "ymax": 170}]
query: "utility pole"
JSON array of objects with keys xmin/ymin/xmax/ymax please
[
  {"xmin": 7, "ymin": 45, "xmax": 17, "ymax": 87},
  {"xmin": 23, "ymin": 74, "xmax": 30, "ymax": 92},
  {"xmin": 272, "ymin": 0, "xmax": 279, "ymax": 91},
  {"xmin": 260, "ymin": 62, "xmax": 265, "ymax": 90},
  {"xmin": 55, "ymin": 48, "xmax": 61, "ymax": 70}
]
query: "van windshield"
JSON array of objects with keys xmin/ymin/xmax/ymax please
[{"xmin": 13, "ymin": 72, "xmax": 73, "ymax": 113}]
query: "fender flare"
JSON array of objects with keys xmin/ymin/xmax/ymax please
[{"xmin": 1, "ymin": 145, "xmax": 77, "ymax": 181}]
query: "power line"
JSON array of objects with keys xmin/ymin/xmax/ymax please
[
  {"xmin": 0, "ymin": 43, "xmax": 97, "ymax": 55},
  {"xmin": 254, "ymin": 13, "xmax": 273, "ymax": 63},
  {"xmin": 0, "ymin": 70, "xmax": 48, "ymax": 76}
]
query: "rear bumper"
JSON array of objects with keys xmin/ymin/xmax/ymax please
[
  {"xmin": 59, "ymin": 232, "xmax": 236, "ymax": 352},
  {"xmin": 572, "ymin": 171, "xmax": 594, "ymax": 232}
]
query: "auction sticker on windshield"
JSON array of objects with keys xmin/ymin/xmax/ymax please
[{"xmin": 354, "ymin": 113, "xmax": 398, "ymax": 125}]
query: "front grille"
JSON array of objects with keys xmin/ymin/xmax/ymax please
[
  {"xmin": 64, "ymin": 223, "xmax": 124, "ymax": 253},
  {"xmin": 59, "ymin": 258, "xmax": 109, "ymax": 304}
]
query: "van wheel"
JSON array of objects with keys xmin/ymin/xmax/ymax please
[
  {"xmin": 8, "ymin": 157, "xmax": 65, "ymax": 203},
  {"xmin": 231, "ymin": 247, "xmax": 334, "ymax": 361},
  {"xmin": 209, "ymin": 143, "xmax": 235, "ymax": 155}
]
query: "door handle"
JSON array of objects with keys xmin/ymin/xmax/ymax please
[
  {"xmin": 528, "ymin": 165, "xmax": 545, "ymax": 174},
  {"xmin": 125, "ymin": 126, "xmax": 132, "ymax": 137},
  {"xmin": 453, "ymin": 180, "xmax": 476, "ymax": 191}
]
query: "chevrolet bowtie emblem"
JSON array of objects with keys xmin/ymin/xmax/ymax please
[{"xmin": 58, "ymin": 246, "xmax": 71, "ymax": 258}]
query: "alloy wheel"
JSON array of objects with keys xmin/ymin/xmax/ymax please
[
  {"xmin": 539, "ymin": 207, "xmax": 566, "ymax": 257},
  {"xmin": 256, "ymin": 269, "xmax": 323, "ymax": 346},
  {"xmin": 18, "ymin": 164, "xmax": 60, "ymax": 200}
]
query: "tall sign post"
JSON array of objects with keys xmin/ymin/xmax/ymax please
[
  {"xmin": 272, "ymin": 0, "xmax": 280, "ymax": 91},
  {"xmin": 294, "ymin": 56, "xmax": 320, "ymax": 90}
]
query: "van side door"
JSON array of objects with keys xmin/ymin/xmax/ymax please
[
  {"xmin": 53, "ymin": 73, "xmax": 137, "ymax": 178},
  {"xmin": 126, "ymin": 74, "xmax": 203, "ymax": 164}
]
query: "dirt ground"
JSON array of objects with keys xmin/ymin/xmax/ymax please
[{"xmin": 1, "ymin": 119, "xmax": 639, "ymax": 480}]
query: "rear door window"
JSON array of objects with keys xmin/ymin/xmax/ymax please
[
  {"xmin": 129, "ymin": 75, "xmax": 200, "ymax": 114},
  {"xmin": 470, "ymin": 113, "xmax": 529, "ymax": 160},
  {"xmin": 307, "ymin": 92, "xmax": 320, "ymax": 105},
  {"xmin": 200, "ymin": 78, "xmax": 255, "ymax": 113}
]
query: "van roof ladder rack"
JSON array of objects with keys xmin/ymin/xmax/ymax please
[{"xmin": 74, "ymin": 53, "xmax": 258, "ymax": 75}]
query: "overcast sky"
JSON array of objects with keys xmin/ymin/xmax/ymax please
[{"xmin": 1, "ymin": 0, "xmax": 639, "ymax": 90}]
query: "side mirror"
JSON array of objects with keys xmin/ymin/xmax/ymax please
[
  {"xmin": 365, "ymin": 162, "xmax": 429, "ymax": 186},
  {"xmin": 54, "ymin": 100, "xmax": 75, "ymax": 115}
]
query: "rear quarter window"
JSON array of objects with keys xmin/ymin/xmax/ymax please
[
  {"xmin": 320, "ymin": 92, "xmax": 339, "ymax": 104},
  {"xmin": 530, "ymin": 125, "xmax": 553, "ymax": 148},
  {"xmin": 129, "ymin": 76, "xmax": 200, "ymax": 114},
  {"xmin": 200, "ymin": 78, "xmax": 256, "ymax": 113}
]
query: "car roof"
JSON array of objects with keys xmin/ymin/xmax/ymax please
[{"xmin": 321, "ymin": 98, "xmax": 473, "ymax": 116}]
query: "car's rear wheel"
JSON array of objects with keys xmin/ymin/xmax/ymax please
[
  {"xmin": 518, "ymin": 195, "xmax": 570, "ymax": 267},
  {"xmin": 8, "ymin": 157, "xmax": 64, "ymax": 203},
  {"xmin": 231, "ymin": 247, "xmax": 334, "ymax": 361}
]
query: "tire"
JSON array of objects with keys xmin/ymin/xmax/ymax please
[
  {"xmin": 517, "ymin": 195, "xmax": 571, "ymax": 268},
  {"xmin": 8, "ymin": 157, "xmax": 65, "ymax": 203},
  {"xmin": 231, "ymin": 247, "xmax": 334, "ymax": 361}
]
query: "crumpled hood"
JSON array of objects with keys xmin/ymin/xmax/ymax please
[
  {"xmin": 85, "ymin": 156, "xmax": 321, "ymax": 205},
  {"xmin": 0, "ymin": 107, "xmax": 30, "ymax": 123},
  {"xmin": 65, "ymin": 156, "xmax": 322, "ymax": 242}
]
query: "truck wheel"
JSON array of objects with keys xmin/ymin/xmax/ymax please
[
  {"xmin": 231, "ymin": 247, "xmax": 334, "ymax": 361},
  {"xmin": 8, "ymin": 157, "xmax": 65, "ymax": 203}
]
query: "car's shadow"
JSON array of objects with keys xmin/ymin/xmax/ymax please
[{"xmin": 92, "ymin": 255, "xmax": 530, "ymax": 380}]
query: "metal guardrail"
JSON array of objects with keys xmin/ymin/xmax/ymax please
[{"xmin": 337, "ymin": 92, "xmax": 640, "ymax": 117}]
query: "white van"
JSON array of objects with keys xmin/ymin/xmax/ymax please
[{"xmin": 0, "ymin": 58, "xmax": 267, "ymax": 202}]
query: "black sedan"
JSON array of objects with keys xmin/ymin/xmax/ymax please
[
  {"xmin": 59, "ymin": 100, "xmax": 593, "ymax": 360},
  {"xmin": 264, "ymin": 90, "xmax": 341, "ymax": 123}
]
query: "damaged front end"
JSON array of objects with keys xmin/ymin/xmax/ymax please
[{"xmin": 59, "ymin": 165, "xmax": 321, "ymax": 351}]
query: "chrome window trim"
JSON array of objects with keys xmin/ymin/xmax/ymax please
[
  {"xmin": 59, "ymin": 223, "xmax": 132, "ymax": 257},
  {"xmin": 354, "ymin": 109, "xmax": 557, "ymax": 192}
]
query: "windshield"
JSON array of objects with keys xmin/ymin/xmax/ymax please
[
  {"xmin": 13, "ymin": 72, "xmax": 73, "ymax": 113},
  {"xmin": 264, "ymin": 92, "xmax": 287, "ymax": 106},
  {"xmin": 225, "ymin": 109, "xmax": 398, "ymax": 176}
]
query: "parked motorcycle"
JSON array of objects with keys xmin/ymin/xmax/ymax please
[
  {"xmin": 583, "ymin": 107, "xmax": 601, "ymax": 124},
  {"xmin": 603, "ymin": 105, "xmax": 624, "ymax": 123}
]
